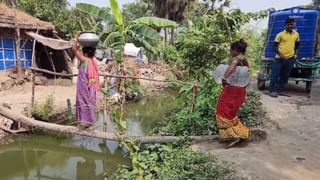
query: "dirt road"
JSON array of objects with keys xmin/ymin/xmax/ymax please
[
  {"xmin": 192, "ymin": 83, "xmax": 320, "ymax": 180},
  {"xmin": 0, "ymin": 82, "xmax": 76, "ymax": 114}
]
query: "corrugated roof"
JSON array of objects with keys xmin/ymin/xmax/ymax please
[{"xmin": 0, "ymin": 3, "xmax": 54, "ymax": 30}]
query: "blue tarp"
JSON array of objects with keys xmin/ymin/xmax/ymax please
[{"xmin": 0, "ymin": 38, "xmax": 33, "ymax": 70}]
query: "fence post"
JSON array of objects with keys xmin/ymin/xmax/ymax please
[
  {"xmin": 103, "ymin": 75, "xmax": 107, "ymax": 132},
  {"xmin": 30, "ymin": 70, "xmax": 36, "ymax": 116}
]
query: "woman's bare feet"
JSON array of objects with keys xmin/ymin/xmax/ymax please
[{"xmin": 225, "ymin": 138, "xmax": 241, "ymax": 149}]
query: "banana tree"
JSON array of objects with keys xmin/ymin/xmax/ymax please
[
  {"xmin": 76, "ymin": 3, "xmax": 113, "ymax": 33},
  {"xmin": 104, "ymin": 0, "xmax": 178, "ymax": 62},
  {"xmin": 76, "ymin": 0, "xmax": 177, "ymax": 63}
]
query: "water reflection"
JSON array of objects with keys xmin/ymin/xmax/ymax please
[
  {"xmin": 0, "ymin": 135, "xmax": 130, "ymax": 180},
  {"xmin": 0, "ymin": 92, "xmax": 178, "ymax": 179}
]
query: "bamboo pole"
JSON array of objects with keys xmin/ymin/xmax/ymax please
[
  {"xmin": 30, "ymin": 72, "xmax": 36, "ymax": 112},
  {"xmin": 26, "ymin": 67, "xmax": 192, "ymax": 85},
  {"xmin": 0, "ymin": 105, "xmax": 219, "ymax": 143},
  {"xmin": 13, "ymin": 4, "xmax": 22, "ymax": 78},
  {"xmin": 170, "ymin": 27, "xmax": 174, "ymax": 44},
  {"xmin": 31, "ymin": 29, "xmax": 39, "ymax": 67},
  {"xmin": 164, "ymin": 28, "xmax": 168, "ymax": 45},
  {"xmin": 30, "ymin": 29, "xmax": 38, "ymax": 115},
  {"xmin": 15, "ymin": 28, "xmax": 22, "ymax": 78},
  {"xmin": 103, "ymin": 75, "xmax": 107, "ymax": 132}
]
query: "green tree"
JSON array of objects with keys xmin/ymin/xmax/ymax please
[
  {"xmin": 76, "ymin": 1, "xmax": 177, "ymax": 61},
  {"xmin": 122, "ymin": 0, "xmax": 152, "ymax": 22},
  {"xmin": 5, "ymin": 0, "xmax": 82, "ymax": 38},
  {"xmin": 76, "ymin": 3, "xmax": 112, "ymax": 34},
  {"xmin": 237, "ymin": 28, "xmax": 266, "ymax": 73}
]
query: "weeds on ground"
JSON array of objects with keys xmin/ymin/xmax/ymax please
[{"xmin": 31, "ymin": 95, "xmax": 54, "ymax": 121}]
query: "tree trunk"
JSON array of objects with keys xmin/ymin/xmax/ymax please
[{"xmin": 0, "ymin": 105, "xmax": 219, "ymax": 143}]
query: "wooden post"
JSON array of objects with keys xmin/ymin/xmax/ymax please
[
  {"xmin": 31, "ymin": 71, "xmax": 36, "ymax": 110},
  {"xmin": 15, "ymin": 27, "xmax": 22, "ymax": 78},
  {"xmin": 164, "ymin": 28, "xmax": 168, "ymax": 45},
  {"xmin": 31, "ymin": 29, "xmax": 38, "ymax": 67},
  {"xmin": 103, "ymin": 75, "xmax": 107, "ymax": 132},
  {"xmin": 30, "ymin": 29, "xmax": 38, "ymax": 116},
  {"xmin": 170, "ymin": 27, "xmax": 174, "ymax": 44},
  {"xmin": 13, "ymin": 3, "xmax": 22, "ymax": 78}
]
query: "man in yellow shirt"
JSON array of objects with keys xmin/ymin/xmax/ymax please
[{"xmin": 269, "ymin": 18, "xmax": 300, "ymax": 97}]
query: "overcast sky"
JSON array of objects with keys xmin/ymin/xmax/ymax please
[{"xmin": 68, "ymin": 0, "xmax": 312, "ymax": 12}]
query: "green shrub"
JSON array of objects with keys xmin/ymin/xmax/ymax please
[
  {"xmin": 161, "ymin": 44, "xmax": 182, "ymax": 64},
  {"xmin": 125, "ymin": 80, "xmax": 144, "ymax": 101},
  {"xmin": 239, "ymin": 91, "xmax": 263, "ymax": 127},
  {"xmin": 31, "ymin": 95, "xmax": 54, "ymax": 121},
  {"xmin": 156, "ymin": 80, "xmax": 263, "ymax": 136},
  {"xmin": 116, "ymin": 144, "xmax": 232, "ymax": 180}
]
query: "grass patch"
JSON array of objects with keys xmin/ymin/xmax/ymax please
[
  {"xmin": 116, "ymin": 143, "xmax": 233, "ymax": 180},
  {"xmin": 31, "ymin": 95, "xmax": 54, "ymax": 121}
]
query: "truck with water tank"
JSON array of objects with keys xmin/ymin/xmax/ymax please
[{"xmin": 257, "ymin": 6, "xmax": 320, "ymax": 93}]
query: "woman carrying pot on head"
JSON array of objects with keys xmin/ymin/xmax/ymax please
[
  {"xmin": 215, "ymin": 39, "xmax": 264, "ymax": 148},
  {"xmin": 72, "ymin": 32, "xmax": 100, "ymax": 128}
]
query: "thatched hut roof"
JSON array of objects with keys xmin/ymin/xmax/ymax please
[{"xmin": 0, "ymin": 3, "xmax": 54, "ymax": 30}]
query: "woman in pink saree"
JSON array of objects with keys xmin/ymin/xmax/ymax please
[{"xmin": 72, "ymin": 33, "xmax": 100, "ymax": 127}]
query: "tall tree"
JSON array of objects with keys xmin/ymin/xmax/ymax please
[
  {"xmin": 122, "ymin": 0, "xmax": 152, "ymax": 22},
  {"xmin": 313, "ymin": 0, "xmax": 320, "ymax": 6},
  {"xmin": 2, "ymin": 0, "xmax": 83, "ymax": 38},
  {"xmin": 149, "ymin": 0, "xmax": 196, "ymax": 43}
]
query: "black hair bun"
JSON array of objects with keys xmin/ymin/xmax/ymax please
[{"xmin": 239, "ymin": 38, "xmax": 248, "ymax": 48}]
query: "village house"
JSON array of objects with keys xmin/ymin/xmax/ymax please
[{"xmin": 0, "ymin": 3, "xmax": 72, "ymax": 81}]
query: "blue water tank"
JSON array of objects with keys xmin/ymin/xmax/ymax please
[
  {"xmin": 264, "ymin": 7, "xmax": 320, "ymax": 59},
  {"xmin": 0, "ymin": 38, "xmax": 33, "ymax": 70}
]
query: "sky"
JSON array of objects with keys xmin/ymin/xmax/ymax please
[{"xmin": 68, "ymin": 0, "xmax": 312, "ymax": 12}]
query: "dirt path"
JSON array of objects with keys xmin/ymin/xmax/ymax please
[
  {"xmin": 0, "ymin": 82, "xmax": 76, "ymax": 114},
  {"xmin": 192, "ymin": 83, "xmax": 320, "ymax": 180}
]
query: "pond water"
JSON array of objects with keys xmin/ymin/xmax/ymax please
[{"xmin": 0, "ymin": 92, "xmax": 178, "ymax": 180}]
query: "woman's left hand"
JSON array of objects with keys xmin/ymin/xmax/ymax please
[
  {"xmin": 222, "ymin": 78, "xmax": 229, "ymax": 86},
  {"xmin": 75, "ymin": 31, "xmax": 81, "ymax": 40}
]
